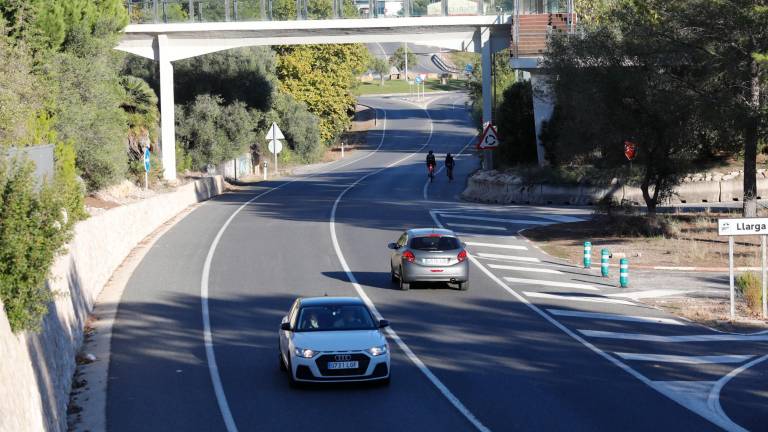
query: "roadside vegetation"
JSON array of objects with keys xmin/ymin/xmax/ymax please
[
  {"xmin": 0, "ymin": 1, "xmax": 374, "ymax": 332},
  {"xmin": 355, "ymin": 79, "xmax": 466, "ymax": 95},
  {"xmin": 493, "ymin": 0, "xmax": 767, "ymax": 218}
]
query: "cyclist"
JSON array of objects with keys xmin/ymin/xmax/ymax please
[
  {"xmin": 445, "ymin": 153, "xmax": 455, "ymax": 181},
  {"xmin": 426, "ymin": 150, "xmax": 437, "ymax": 181}
]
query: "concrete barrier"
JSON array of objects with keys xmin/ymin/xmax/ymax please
[
  {"xmin": 462, "ymin": 170, "xmax": 766, "ymax": 207},
  {"xmin": 0, "ymin": 176, "xmax": 225, "ymax": 432}
]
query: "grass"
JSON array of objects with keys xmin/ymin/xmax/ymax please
[
  {"xmin": 736, "ymin": 272, "xmax": 764, "ymax": 315},
  {"xmin": 354, "ymin": 79, "xmax": 467, "ymax": 95}
]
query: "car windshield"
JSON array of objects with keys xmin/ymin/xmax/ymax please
[
  {"xmin": 296, "ymin": 305, "xmax": 376, "ymax": 332},
  {"xmin": 410, "ymin": 236, "xmax": 460, "ymax": 251}
]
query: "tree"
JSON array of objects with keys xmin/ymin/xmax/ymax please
[
  {"xmin": 496, "ymin": 81, "xmax": 537, "ymax": 165},
  {"xmin": 390, "ymin": 46, "xmax": 416, "ymax": 77},
  {"xmin": 176, "ymin": 95, "xmax": 257, "ymax": 169},
  {"xmin": 120, "ymin": 76, "xmax": 159, "ymax": 159},
  {"xmin": 543, "ymin": 14, "xmax": 726, "ymax": 214},
  {"xmin": 369, "ymin": 56, "xmax": 390, "ymax": 86},
  {"xmin": 275, "ymin": 44, "xmax": 369, "ymax": 144}
]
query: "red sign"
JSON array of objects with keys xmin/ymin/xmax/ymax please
[
  {"xmin": 624, "ymin": 141, "xmax": 637, "ymax": 161},
  {"xmin": 477, "ymin": 123, "xmax": 499, "ymax": 150}
]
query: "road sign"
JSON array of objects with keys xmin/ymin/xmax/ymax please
[
  {"xmin": 624, "ymin": 140, "xmax": 637, "ymax": 161},
  {"xmin": 476, "ymin": 123, "xmax": 499, "ymax": 149},
  {"xmin": 414, "ymin": 76, "xmax": 422, "ymax": 84},
  {"xmin": 143, "ymin": 147, "xmax": 151, "ymax": 172},
  {"xmin": 419, "ymin": 73, "xmax": 426, "ymax": 80},
  {"xmin": 268, "ymin": 139, "xmax": 283, "ymax": 155},
  {"xmin": 265, "ymin": 122, "xmax": 285, "ymax": 141},
  {"xmin": 464, "ymin": 63, "xmax": 474, "ymax": 74},
  {"xmin": 718, "ymin": 218, "xmax": 768, "ymax": 236}
]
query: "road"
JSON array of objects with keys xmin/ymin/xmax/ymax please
[
  {"xmin": 367, "ymin": 42, "xmax": 446, "ymax": 74},
  {"xmin": 106, "ymin": 93, "xmax": 767, "ymax": 431}
]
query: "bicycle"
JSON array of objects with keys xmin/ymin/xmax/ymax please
[{"xmin": 427, "ymin": 163, "xmax": 436, "ymax": 182}]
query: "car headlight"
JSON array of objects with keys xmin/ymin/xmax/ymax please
[
  {"xmin": 294, "ymin": 347, "xmax": 316, "ymax": 358},
  {"xmin": 367, "ymin": 344, "xmax": 388, "ymax": 356}
]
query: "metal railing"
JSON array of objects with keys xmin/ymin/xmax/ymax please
[
  {"xmin": 126, "ymin": 0, "xmax": 502, "ymax": 23},
  {"xmin": 510, "ymin": 0, "xmax": 575, "ymax": 58}
]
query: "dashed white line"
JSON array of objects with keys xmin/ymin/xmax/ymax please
[
  {"xmin": 504, "ymin": 277, "xmax": 599, "ymax": 291},
  {"xmin": 547, "ymin": 309, "xmax": 685, "ymax": 325},
  {"xmin": 466, "ymin": 242, "xmax": 528, "ymax": 251},
  {"xmin": 609, "ymin": 289, "xmax": 687, "ymax": 300},
  {"xmin": 476, "ymin": 252, "xmax": 540, "ymax": 262},
  {"xmin": 453, "ymin": 232, "xmax": 517, "ymax": 239},
  {"xmin": 488, "ymin": 264, "xmax": 561, "ymax": 274},
  {"xmin": 524, "ymin": 292, "xmax": 636, "ymax": 305},
  {"xmin": 439, "ymin": 213, "xmax": 552, "ymax": 225},
  {"xmin": 615, "ymin": 353, "xmax": 754, "ymax": 364},
  {"xmin": 579, "ymin": 330, "xmax": 768, "ymax": 343},
  {"xmin": 446, "ymin": 222, "xmax": 507, "ymax": 231},
  {"xmin": 332, "ymin": 98, "xmax": 490, "ymax": 432}
]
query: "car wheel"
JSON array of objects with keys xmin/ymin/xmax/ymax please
[
  {"xmin": 399, "ymin": 268, "xmax": 410, "ymax": 291},
  {"xmin": 458, "ymin": 281, "xmax": 469, "ymax": 291}
]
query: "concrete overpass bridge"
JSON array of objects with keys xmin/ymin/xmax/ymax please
[{"xmin": 117, "ymin": 0, "xmax": 571, "ymax": 179}]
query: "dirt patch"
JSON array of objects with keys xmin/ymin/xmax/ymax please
[
  {"xmin": 524, "ymin": 214, "xmax": 765, "ymax": 268},
  {"xmin": 321, "ymin": 104, "xmax": 377, "ymax": 163},
  {"xmin": 643, "ymin": 297, "xmax": 768, "ymax": 332}
]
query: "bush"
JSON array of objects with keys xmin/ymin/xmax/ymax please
[
  {"xmin": 736, "ymin": 272, "xmax": 764, "ymax": 315},
  {"xmin": 0, "ymin": 158, "xmax": 72, "ymax": 332},
  {"xmin": 273, "ymin": 93, "xmax": 322, "ymax": 163},
  {"xmin": 496, "ymin": 81, "xmax": 537, "ymax": 166}
]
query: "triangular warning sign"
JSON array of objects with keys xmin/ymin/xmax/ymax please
[
  {"xmin": 477, "ymin": 123, "xmax": 499, "ymax": 149},
  {"xmin": 265, "ymin": 122, "xmax": 285, "ymax": 141}
]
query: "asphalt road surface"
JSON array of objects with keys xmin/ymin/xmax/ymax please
[{"xmin": 107, "ymin": 93, "xmax": 767, "ymax": 431}]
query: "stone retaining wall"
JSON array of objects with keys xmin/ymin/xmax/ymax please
[
  {"xmin": 462, "ymin": 170, "xmax": 768, "ymax": 205},
  {"xmin": 0, "ymin": 176, "xmax": 225, "ymax": 432}
]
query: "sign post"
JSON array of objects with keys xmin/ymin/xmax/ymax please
[
  {"xmin": 143, "ymin": 147, "xmax": 151, "ymax": 191},
  {"xmin": 265, "ymin": 122, "xmax": 284, "ymax": 177},
  {"xmin": 476, "ymin": 123, "xmax": 498, "ymax": 170},
  {"xmin": 763, "ymin": 235, "xmax": 767, "ymax": 318},
  {"xmin": 414, "ymin": 75, "xmax": 422, "ymax": 101},
  {"xmin": 718, "ymin": 217, "xmax": 768, "ymax": 320}
]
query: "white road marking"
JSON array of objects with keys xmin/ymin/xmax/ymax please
[
  {"xmin": 466, "ymin": 242, "xmax": 527, "ymax": 250},
  {"xmin": 446, "ymin": 222, "xmax": 507, "ymax": 231},
  {"xmin": 504, "ymin": 277, "xmax": 599, "ymax": 291},
  {"xmin": 534, "ymin": 214, "xmax": 587, "ymax": 223},
  {"xmin": 488, "ymin": 264, "xmax": 561, "ymax": 274},
  {"xmin": 453, "ymin": 232, "xmax": 517, "ymax": 240},
  {"xmin": 200, "ymin": 108, "xmax": 392, "ymax": 432},
  {"xmin": 579, "ymin": 330, "xmax": 768, "ymax": 342},
  {"xmin": 439, "ymin": 213, "xmax": 551, "ymax": 225},
  {"xmin": 615, "ymin": 353, "xmax": 754, "ymax": 364},
  {"xmin": 429, "ymin": 210, "xmax": 747, "ymax": 431},
  {"xmin": 609, "ymin": 289, "xmax": 686, "ymax": 299},
  {"xmin": 476, "ymin": 252, "xmax": 540, "ymax": 262},
  {"xmin": 708, "ymin": 354, "xmax": 768, "ymax": 431},
  {"xmin": 547, "ymin": 309, "xmax": 685, "ymax": 325},
  {"xmin": 524, "ymin": 292, "xmax": 635, "ymax": 305},
  {"xmin": 333, "ymin": 99, "xmax": 490, "ymax": 432}
]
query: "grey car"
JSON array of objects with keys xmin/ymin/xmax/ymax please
[{"xmin": 388, "ymin": 228, "xmax": 469, "ymax": 291}]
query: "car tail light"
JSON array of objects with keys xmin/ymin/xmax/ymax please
[
  {"xmin": 403, "ymin": 250, "xmax": 416, "ymax": 263},
  {"xmin": 457, "ymin": 250, "xmax": 467, "ymax": 262}
]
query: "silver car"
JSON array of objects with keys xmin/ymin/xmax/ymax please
[{"xmin": 388, "ymin": 228, "xmax": 469, "ymax": 291}]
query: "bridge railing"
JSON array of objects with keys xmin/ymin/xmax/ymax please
[{"xmin": 125, "ymin": 0, "xmax": 506, "ymax": 24}]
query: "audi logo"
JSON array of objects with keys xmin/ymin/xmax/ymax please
[{"xmin": 334, "ymin": 354, "xmax": 352, "ymax": 361}]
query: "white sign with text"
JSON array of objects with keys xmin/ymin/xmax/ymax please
[{"xmin": 718, "ymin": 218, "xmax": 768, "ymax": 236}]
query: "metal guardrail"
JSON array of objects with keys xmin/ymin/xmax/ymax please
[{"xmin": 125, "ymin": 0, "xmax": 502, "ymax": 23}]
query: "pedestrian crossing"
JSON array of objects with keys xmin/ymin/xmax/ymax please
[{"xmin": 430, "ymin": 207, "xmax": 766, "ymax": 428}]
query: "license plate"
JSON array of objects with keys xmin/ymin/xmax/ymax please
[
  {"xmin": 327, "ymin": 361, "xmax": 358, "ymax": 370},
  {"xmin": 424, "ymin": 258, "xmax": 447, "ymax": 265}
]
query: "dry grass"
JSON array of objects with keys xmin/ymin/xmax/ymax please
[
  {"xmin": 526, "ymin": 214, "xmax": 765, "ymax": 268},
  {"xmin": 644, "ymin": 296, "xmax": 767, "ymax": 332}
]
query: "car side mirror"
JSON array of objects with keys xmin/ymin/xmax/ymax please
[
  {"xmin": 387, "ymin": 243, "xmax": 399, "ymax": 250},
  {"xmin": 378, "ymin": 319, "xmax": 390, "ymax": 328},
  {"xmin": 280, "ymin": 322, "xmax": 292, "ymax": 331}
]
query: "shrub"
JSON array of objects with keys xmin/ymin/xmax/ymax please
[
  {"xmin": 0, "ymin": 158, "xmax": 72, "ymax": 332},
  {"xmin": 496, "ymin": 81, "xmax": 537, "ymax": 166},
  {"xmin": 736, "ymin": 272, "xmax": 763, "ymax": 315}
]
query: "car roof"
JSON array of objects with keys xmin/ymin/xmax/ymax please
[
  {"xmin": 407, "ymin": 228, "xmax": 456, "ymax": 237},
  {"xmin": 298, "ymin": 296, "xmax": 366, "ymax": 307}
]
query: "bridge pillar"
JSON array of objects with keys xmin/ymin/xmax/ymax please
[
  {"xmin": 156, "ymin": 35, "xmax": 177, "ymax": 181},
  {"xmin": 530, "ymin": 70, "xmax": 553, "ymax": 167},
  {"xmin": 480, "ymin": 26, "xmax": 493, "ymax": 170}
]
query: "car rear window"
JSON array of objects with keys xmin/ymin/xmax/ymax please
[
  {"xmin": 410, "ymin": 236, "xmax": 460, "ymax": 251},
  {"xmin": 296, "ymin": 305, "xmax": 376, "ymax": 332}
]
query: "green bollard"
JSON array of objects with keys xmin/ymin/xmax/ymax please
[
  {"xmin": 620, "ymin": 258, "xmax": 629, "ymax": 288},
  {"xmin": 601, "ymin": 248, "xmax": 610, "ymax": 277},
  {"xmin": 583, "ymin": 241, "xmax": 592, "ymax": 269}
]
